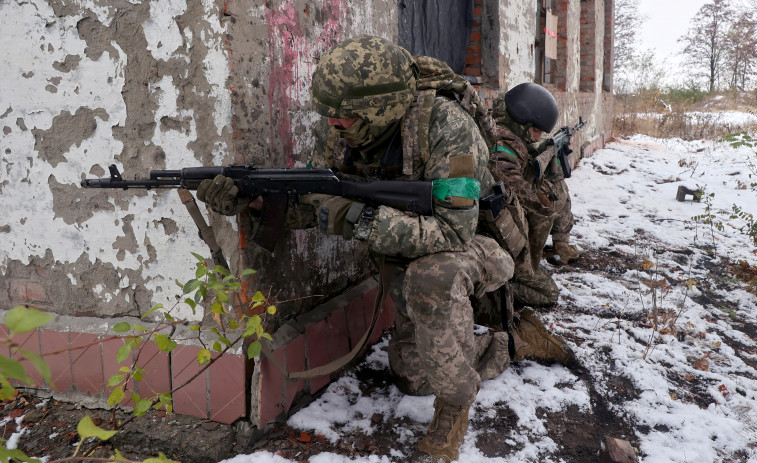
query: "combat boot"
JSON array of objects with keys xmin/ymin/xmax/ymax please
[
  {"xmin": 553, "ymin": 241, "xmax": 579, "ymax": 263},
  {"xmin": 511, "ymin": 309, "xmax": 577, "ymax": 367},
  {"xmin": 411, "ymin": 398, "xmax": 470, "ymax": 462}
]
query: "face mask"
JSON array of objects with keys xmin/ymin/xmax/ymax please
[{"xmin": 337, "ymin": 119, "xmax": 377, "ymax": 148}]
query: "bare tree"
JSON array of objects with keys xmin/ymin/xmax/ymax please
[
  {"xmin": 614, "ymin": 0, "xmax": 645, "ymax": 75},
  {"xmin": 678, "ymin": 0, "xmax": 734, "ymax": 92},
  {"xmin": 724, "ymin": 10, "xmax": 757, "ymax": 89}
]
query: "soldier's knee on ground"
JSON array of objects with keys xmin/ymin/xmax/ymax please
[{"xmin": 512, "ymin": 265, "xmax": 559, "ymax": 308}]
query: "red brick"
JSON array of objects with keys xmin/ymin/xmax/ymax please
[
  {"xmin": 465, "ymin": 55, "xmax": 481, "ymax": 66},
  {"xmin": 0, "ymin": 325, "xmax": 9, "ymax": 358},
  {"xmin": 257, "ymin": 348, "xmax": 284, "ymax": 426},
  {"xmin": 209, "ymin": 352, "xmax": 246, "ymax": 424},
  {"xmin": 467, "ymin": 43, "xmax": 482, "ymax": 54},
  {"xmin": 326, "ymin": 307, "xmax": 350, "ymax": 360},
  {"xmin": 70, "ymin": 332, "xmax": 103, "ymax": 395},
  {"xmin": 346, "ymin": 296, "xmax": 368, "ymax": 343},
  {"xmin": 102, "ymin": 337, "xmax": 135, "ymax": 408},
  {"xmin": 463, "ymin": 67, "xmax": 482, "ymax": 77},
  {"xmin": 468, "ymin": 31, "xmax": 481, "ymax": 42},
  {"xmin": 473, "ymin": 6, "xmax": 482, "ymax": 16},
  {"xmin": 305, "ymin": 319, "xmax": 331, "ymax": 393},
  {"xmin": 172, "ymin": 344, "xmax": 208, "ymax": 419},
  {"xmin": 11, "ymin": 329, "xmax": 42, "ymax": 387},
  {"xmin": 284, "ymin": 335, "xmax": 306, "ymax": 413},
  {"xmin": 379, "ymin": 297, "xmax": 398, "ymax": 333},
  {"xmin": 135, "ymin": 341, "xmax": 171, "ymax": 398},
  {"xmin": 40, "ymin": 329, "xmax": 72, "ymax": 392},
  {"xmin": 9, "ymin": 280, "xmax": 48, "ymax": 303}
]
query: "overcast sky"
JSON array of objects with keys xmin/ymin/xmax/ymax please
[{"xmin": 636, "ymin": 0, "xmax": 710, "ymax": 61}]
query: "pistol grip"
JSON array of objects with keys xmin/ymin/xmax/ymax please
[{"xmin": 252, "ymin": 193, "xmax": 288, "ymax": 253}]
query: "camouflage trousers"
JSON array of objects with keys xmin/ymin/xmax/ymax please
[
  {"xmin": 549, "ymin": 179, "xmax": 574, "ymax": 245},
  {"xmin": 387, "ymin": 235, "xmax": 514, "ymax": 407},
  {"xmin": 526, "ymin": 205, "xmax": 555, "ymax": 270},
  {"xmin": 512, "ymin": 264, "xmax": 559, "ymax": 308}
]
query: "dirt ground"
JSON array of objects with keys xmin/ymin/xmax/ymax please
[{"xmin": 2, "ymin": 244, "xmax": 754, "ymax": 462}]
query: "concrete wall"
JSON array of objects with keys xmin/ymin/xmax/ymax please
[{"xmin": 1, "ymin": 0, "xmax": 232, "ymax": 321}]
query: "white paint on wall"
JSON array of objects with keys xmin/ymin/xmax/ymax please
[
  {"xmin": 498, "ymin": 0, "xmax": 536, "ymax": 89},
  {"xmin": 142, "ymin": 0, "xmax": 188, "ymax": 61},
  {"xmin": 149, "ymin": 76, "xmax": 200, "ymax": 166},
  {"xmin": 0, "ymin": 0, "xmax": 229, "ymax": 321}
]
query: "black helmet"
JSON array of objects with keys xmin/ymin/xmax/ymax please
[{"xmin": 504, "ymin": 83, "xmax": 558, "ymax": 133}]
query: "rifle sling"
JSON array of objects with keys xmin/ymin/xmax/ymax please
[
  {"xmin": 178, "ymin": 189, "xmax": 245, "ymax": 320},
  {"xmin": 177, "ymin": 189, "xmax": 224, "ymax": 263},
  {"xmin": 260, "ymin": 256, "xmax": 394, "ymax": 381}
]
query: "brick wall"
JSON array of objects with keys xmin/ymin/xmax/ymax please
[
  {"xmin": 1, "ymin": 314, "xmax": 247, "ymax": 424},
  {"xmin": 251, "ymin": 279, "xmax": 397, "ymax": 427},
  {"xmin": 554, "ymin": 0, "xmax": 569, "ymax": 90},
  {"xmin": 2, "ymin": 278, "xmax": 396, "ymax": 428},
  {"xmin": 463, "ymin": 0, "xmax": 484, "ymax": 78},
  {"xmin": 579, "ymin": 0, "xmax": 597, "ymax": 92},
  {"xmin": 603, "ymin": 0, "xmax": 614, "ymax": 92}
]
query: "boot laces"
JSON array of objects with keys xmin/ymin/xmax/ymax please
[{"xmin": 427, "ymin": 402, "xmax": 462, "ymax": 446}]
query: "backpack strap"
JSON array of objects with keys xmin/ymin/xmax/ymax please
[{"xmin": 416, "ymin": 90, "xmax": 437, "ymax": 164}]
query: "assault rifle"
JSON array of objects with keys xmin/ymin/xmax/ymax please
[
  {"xmin": 531, "ymin": 116, "xmax": 585, "ymax": 180},
  {"xmin": 82, "ymin": 164, "xmax": 434, "ymax": 252}
]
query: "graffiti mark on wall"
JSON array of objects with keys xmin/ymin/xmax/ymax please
[{"xmin": 265, "ymin": 0, "xmax": 347, "ymax": 166}]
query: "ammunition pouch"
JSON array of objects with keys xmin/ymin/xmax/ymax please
[{"xmin": 480, "ymin": 183, "xmax": 528, "ymax": 259}]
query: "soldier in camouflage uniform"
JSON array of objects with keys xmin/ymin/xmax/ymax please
[
  {"xmin": 489, "ymin": 83, "xmax": 579, "ymax": 309},
  {"xmin": 198, "ymin": 37, "xmax": 574, "ymax": 463}
]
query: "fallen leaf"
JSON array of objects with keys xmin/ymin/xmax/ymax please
[
  {"xmin": 299, "ymin": 431, "xmax": 312, "ymax": 443},
  {"xmin": 692, "ymin": 353, "xmax": 711, "ymax": 371}
]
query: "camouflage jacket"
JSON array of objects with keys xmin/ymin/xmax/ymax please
[
  {"xmin": 291, "ymin": 96, "xmax": 494, "ymax": 259},
  {"xmin": 489, "ymin": 124, "xmax": 554, "ymax": 216}
]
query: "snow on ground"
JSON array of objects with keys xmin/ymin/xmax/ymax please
[{"xmin": 223, "ymin": 135, "xmax": 757, "ymax": 463}]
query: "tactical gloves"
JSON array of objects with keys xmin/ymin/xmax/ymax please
[
  {"xmin": 196, "ymin": 175, "xmax": 250, "ymax": 216},
  {"xmin": 301, "ymin": 194, "xmax": 366, "ymax": 240}
]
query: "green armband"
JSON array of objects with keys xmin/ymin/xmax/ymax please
[
  {"xmin": 493, "ymin": 145, "xmax": 518, "ymax": 159},
  {"xmin": 432, "ymin": 177, "xmax": 481, "ymax": 201}
]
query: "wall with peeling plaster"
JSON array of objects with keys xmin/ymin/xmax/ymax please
[
  {"xmin": 0, "ymin": 0, "xmax": 232, "ymax": 320},
  {"xmin": 1, "ymin": 0, "xmax": 613, "ymax": 327}
]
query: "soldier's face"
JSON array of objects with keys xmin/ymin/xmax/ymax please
[
  {"xmin": 328, "ymin": 117, "xmax": 358, "ymax": 130},
  {"xmin": 529, "ymin": 127, "xmax": 543, "ymax": 141}
]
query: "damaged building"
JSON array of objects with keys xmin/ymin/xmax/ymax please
[{"xmin": 0, "ymin": 0, "xmax": 613, "ymax": 429}]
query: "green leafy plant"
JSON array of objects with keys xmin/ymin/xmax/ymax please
[
  {"xmin": 721, "ymin": 130, "xmax": 756, "ymax": 149},
  {"xmin": 105, "ymin": 252, "xmax": 275, "ymax": 426},
  {"xmin": 691, "ymin": 186, "xmax": 724, "ymax": 245},
  {"xmin": 0, "ymin": 252, "xmax": 274, "ymax": 462}
]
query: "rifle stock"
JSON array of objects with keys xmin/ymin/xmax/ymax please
[{"xmin": 82, "ymin": 164, "xmax": 434, "ymax": 253}]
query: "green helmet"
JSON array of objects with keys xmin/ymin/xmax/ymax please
[{"xmin": 311, "ymin": 36, "xmax": 418, "ymax": 126}]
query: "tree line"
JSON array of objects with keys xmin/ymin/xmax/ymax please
[{"xmin": 614, "ymin": 0, "xmax": 757, "ymax": 94}]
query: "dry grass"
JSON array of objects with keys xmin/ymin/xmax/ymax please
[{"xmin": 614, "ymin": 90, "xmax": 757, "ymax": 140}]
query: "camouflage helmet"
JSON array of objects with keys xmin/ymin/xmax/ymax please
[
  {"xmin": 311, "ymin": 36, "xmax": 418, "ymax": 126},
  {"xmin": 503, "ymin": 83, "xmax": 559, "ymax": 133}
]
